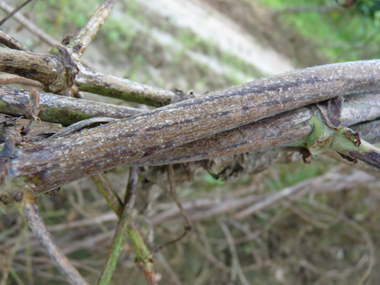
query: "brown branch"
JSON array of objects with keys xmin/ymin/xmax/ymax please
[
  {"xmin": 0, "ymin": 1, "xmax": 58, "ymax": 48},
  {"xmin": 0, "ymin": 48, "xmax": 177, "ymax": 105},
  {"xmin": 0, "ymin": 74, "xmax": 42, "ymax": 87},
  {"xmin": 6, "ymin": 60, "xmax": 380, "ymax": 193},
  {"xmin": 68, "ymin": 0, "xmax": 118, "ymax": 57},
  {"xmin": 0, "ymin": 0, "xmax": 33, "ymax": 27},
  {"xmin": 0, "ymin": 86, "xmax": 142, "ymax": 126},
  {"xmin": 0, "ymin": 30, "xmax": 30, "ymax": 51},
  {"xmin": 19, "ymin": 191, "xmax": 89, "ymax": 285},
  {"xmin": 41, "ymin": 94, "xmax": 377, "ymax": 168},
  {"xmin": 75, "ymin": 69, "xmax": 177, "ymax": 106},
  {"xmin": 0, "ymin": 48, "xmax": 65, "ymax": 91}
]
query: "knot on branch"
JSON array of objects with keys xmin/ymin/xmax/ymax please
[{"xmin": 44, "ymin": 45, "xmax": 79, "ymax": 96}]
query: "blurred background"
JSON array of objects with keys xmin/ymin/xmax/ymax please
[{"xmin": 1, "ymin": 0, "xmax": 380, "ymax": 284}]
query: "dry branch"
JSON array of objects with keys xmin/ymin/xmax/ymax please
[
  {"xmin": 0, "ymin": 30, "xmax": 30, "ymax": 51},
  {"xmin": 0, "ymin": 0, "xmax": 33, "ymax": 27},
  {"xmin": 20, "ymin": 191, "xmax": 89, "ymax": 285},
  {"xmin": 68, "ymin": 0, "xmax": 118, "ymax": 57},
  {"xmin": 0, "ymin": 1, "xmax": 59, "ymax": 48},
  {"xmin": 3, "ymin": 60, "xmax": 380, "ymax": 194},
  {"xmin": 0, "ymin": 47, "xmax": 177, "ymax": 105},
  {"xmin": 0, "ymin": 86, "xmax": 141, "ymax": 125}
]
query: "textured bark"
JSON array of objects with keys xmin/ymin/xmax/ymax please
[
  {"xmin": 0, "ymin": 30, "xmax": 30, "ymax": 51},
  {"xmin": 0, "ymin": 87, "xmax": 142, "ymax": 125},
  {"xmin": 75, "ymin": 67, "xmax": 176, "ymax": 106},
  {"xmin": 6, "ymin": 60, "xmax": 380, "ymax": 193},
  {"xmin": 0, "ymin": 47, "xmax": 177, "ymax": 106},
  {"xmin": 68, "ymin": 0, "xmax": 118, "ymax": 57},
  {"xmin": 0, "ymin": 48, "xmax": 64, "ymax": 89}
]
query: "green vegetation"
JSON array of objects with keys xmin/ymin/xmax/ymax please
[{"xmin": 255, "ymin": 0, "xmax": 380, "ymax": 62}]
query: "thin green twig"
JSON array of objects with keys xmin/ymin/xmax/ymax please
[
  {"xmin": 93, "ymin": 170, "xmax": 157, "ymax": 285},
  {"xmin": 91, "ymin": 173, "xmax": 123, "ymax": 217},
  {"xmin": 97, "ymin": 167, "xmax": 139, "ymax": 285}
]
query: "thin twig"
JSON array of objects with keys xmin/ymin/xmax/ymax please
[
  {"xmin": 150, "ymin": 170, "xmax": 375, "ymax": 224},
  {"xmin": 19, "ymin": 191, "xmax": 89, "ymax": 285},
  {"xmin": 306, "ymin": 200, "xmax": 375, "ymax": 285},
  {"xmin": 69, "ymin": 0, "xmax": 118, "ymax": 57},
  {"xmin": 153, "ymin": 165, "xmax": 192, "ymax": 252},
  {"xmin": 91, "ymin": 173, "xmax": 123, "ymax": 218},
  {"xmin": 97, "ymin": 170, "xmax": 140, "ymax": 285},
  {"xmin": 218, "ymin": 218, "xmax": 250, "ymax": 285},
  {"xmin": 155, "ymin": 252, "xmax": 182, "ymax": 285},
  {"xmin": 48, "ymin": 117, "xmax": 119, "ymax": 139},
  {"xmin": 196, "ymin": 231, "xmax": 231, "ymax": 273},
  {"xmin": 75, "ymin": 70, "xmax": 177, "ymax": 106},
  {"xmin": 166, "ymin": 165, "xmax": 192, "ymax": 229},
  {"xmin": 97, "ymin": 167, "xmax": 140, "ymax": 284},
  {"xmin": 95, "ymin": 168, "xmax": 157, "ymax": 285},
  {"xmin": 0, "ymin": 1, "xmax": 57, "ymax": 47},
  {"xmin": 0, "ymin": 0, "xmax": 33, "ymax": 27},
  {"xmin": 234, "ymin": 170, "xmax": 375, "ymax": 219}
]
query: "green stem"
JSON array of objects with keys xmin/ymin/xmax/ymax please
[
  {"xmin": 94, "ymin": 170, "xmax": 157, "ymax": 285},
  {"xmin": 91, "ymin": 173, "xmax": 123, "ymax": 217},
  {"xmin": 292, "ymin": 111, "xmax": 380, "ymax": 168}
]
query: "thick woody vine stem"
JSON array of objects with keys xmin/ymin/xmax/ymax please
[
  {"xmin": 4, "ymin": 60, "xmax": 380, "ymax": 193},
  {"xmin": 0, "ymin": 48, "xmax": 64, "ymax": 90}
]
